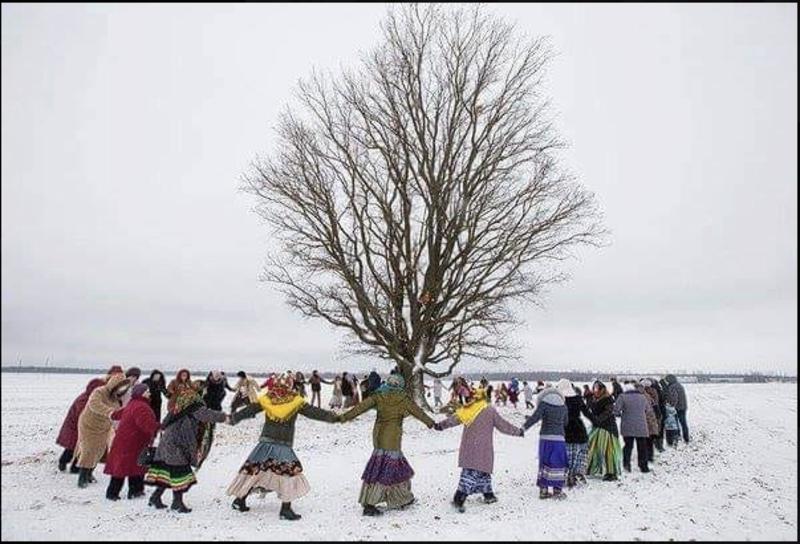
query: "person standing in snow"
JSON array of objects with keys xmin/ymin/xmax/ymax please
[
  {"xmin": 202, "ymin": 370, "xmax": 235, "ymax": 411},
  {"xmin": 613, "ymin": 381, "xmax": 652, "ymax": 473},
  {"xmin": 226, "ymin": 372, "xmax": 339, "ymax": 519},
  {"xmin": 662, "ymin": 402, "xmax": 681, "ymax": 447},
  {"xmin": 522, "ymin": 381, "xmax": 534, "ymax": 409},
  {"xmin": 432, "ymin": 378, "xmax": 444, "ymax": 408},
  {"xmin": 141, "ymin": 370, "xmax": 169, "ymax": 422},
  {"xmin": 56, "ymin": 372, "xmax": 112, "ymax": 473},
  {"xmin": 522, "ymin": 385, "xmax": 569, "ymax": 499},
  {"xmin": 507, "ymin": 378, "xmax": 520, "ymax": 409},
  {"xmin": 582, "ymin": 384, "xmax": 593, "ymax": 402},
  {"xmin": 329, "ymin": 374, "xmax": 344, "ymax": 411},
  {"xmin": 231, "ymin": 371, "xmax": 261, "ymax": 414},
  {"xmin": 663, "ymin": 374, "xmax": 689, "ymax": 443},
  {"xmin": 640, "ymin": 379, "xmax": 662, "ymax": 460},
  {"xmin": 367, "ymin": 369, "xmax": 382, "ymax": 396},
  {"xmin": 309, "ymin": 370, "xmax": 324, "ymax": 407},
  {"xmin": 337, "ymin": 374, "xmax": 435, "ymax": 516},
  {"xmin": 433, "ymin": 386, "xmax": 523, "ymax": 512},
  {"xmin": 610, "ymin": 377, "xmax": 623, "ymax": 401},
  {"xmin": 341, "ymin": 372, "xmax": 355, "ymax": 408},
  {"xmin": 585, "ymin": 380, "xmax": 622, "ymax": 481},
  {"xmin": 556, "ymin": 379, "xmax": 591, "ymax": 488},
  {"xmin": 145, "ymin": 388, "xmax": 227, "ymax": 513},
  {"xmin": 104, "ymin": 383, "xmax": 160, "ymax": 500},
  {"xmin": 74, "ymin": 373, "xmax": 132, "ymax": 488}
]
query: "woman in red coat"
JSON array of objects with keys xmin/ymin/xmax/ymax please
[
  {"xmin": 104, "ymin": 383, "xmax": 161, "ymax": 500},
  {"xmin": 56, "ymin": 377, "xmax": 107, "ymax": 473}
]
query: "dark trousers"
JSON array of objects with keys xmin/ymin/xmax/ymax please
[
  {"xmin": 676, "ymin": 409, "xmax": 690, "ymax": 442},
  {"xmin": 666, "ymin": 429, "xmax": 680, "ymax": 446},
  {"xmin": 311, "ymin": 389, "xmax": 321, "ymax": 407},
  {"xmin": 622, "ymin": 437, "xmax": 649, "ymax": 471},
  {"xmin": 107, "ymin": 476, "xmax": 145, "ymax": 498}
]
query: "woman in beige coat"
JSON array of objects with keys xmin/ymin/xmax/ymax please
[{"xmin": 75, "ymin": 373, "xmax": 131, "ymax": 488}]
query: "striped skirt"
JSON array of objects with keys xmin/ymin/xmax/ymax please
[
  {"xmin": 566, "ymin": 442, "xmax": 588, "ymax": 477},
  {"xmin": 358, "ymin": 449, "xmax": 415, "ymax": 508},
  {"xmin": 586, "ymin": 427, "xmax": 622, "ymax": 477},
  {"xmin": 457, "ymin": 468, "xmax": 493, "ymax": 495},
  {"xmin": 537, "ymin": 439, "xmax": 567, "ymax": 489},
  {"xmin": 144, "ymin": 461, "xmax": 197, "ymax": 492}
]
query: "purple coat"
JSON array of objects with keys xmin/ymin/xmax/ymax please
[{"xmin": 439, "ymin": 405, "xmax": 523, "ymax": 474}]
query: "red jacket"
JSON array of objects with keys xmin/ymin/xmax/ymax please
[
  {"xmin": 103, "ymin": 397, "xmax": 160, "ymax": 477},
  {"xmin": 56, "ymin": 378, "xmax": 106, "ymax": 450}
]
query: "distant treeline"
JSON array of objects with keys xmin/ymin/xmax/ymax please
[{"xmin": 0, "ymin": 366, "xmax": 795, "ymax": 383}]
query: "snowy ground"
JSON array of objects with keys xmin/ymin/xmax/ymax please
[{"xmin": 1, "ymin": 373, "xmax": 797, "ymax": 541}]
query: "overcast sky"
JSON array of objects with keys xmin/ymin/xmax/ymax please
[{"xmin": 2, "ymin": 3, "xmax": 796, "ymax": 376}]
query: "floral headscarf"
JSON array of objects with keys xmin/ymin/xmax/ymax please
[{"xmin": 265, "ymin": 371, "xmax": 297, "ymax": 403}]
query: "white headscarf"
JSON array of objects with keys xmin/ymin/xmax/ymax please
[{"xmin": 556, "ymin": 378, "xmax": 577, "ymax": 398}]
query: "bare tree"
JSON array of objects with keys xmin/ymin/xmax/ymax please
[{"xmin": 243, "ymin": 4, "xmax": 606, "ymax": 408}]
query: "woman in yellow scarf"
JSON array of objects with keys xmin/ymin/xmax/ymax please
[
  {"xmin": 433, "ymin": 386, "xmax": 524, "ymax": 513},
  {"xmin": 225, "ymin": 372, "xmax": 338, "ymax": 520}
]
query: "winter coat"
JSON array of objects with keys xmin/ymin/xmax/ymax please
[
  {"xmin": 438, "ymin": 405, "xmax": 522, "ymax": 474},
  {"xmin": 611, "ymin": 381, "xmax": 623, "ymax": 400},
  {"xmin": 142, "ymin": 372, "xmax": 169, "ymax": 421},
  {"xmin": 234, "ymin": 376, "xmax": 261, "ymax": 403},
  {"xmin": 339, "ymin": 390, "xmax": 434, "ymax": 451},
  {"xmin": 203, "ymin": 375, "xmax": 233, "ymax": 411},
  {"xmin": 153, "ymin": 401, "xmax": 226, "ymax": 467},
  {"xmin": 310, "ymin": 374, "xmax": 322, "ymax": 392},
  {"xmin": 230, "ymin": 401, "xmax": 337, "ymax": 446},
  {"xmin": 523, "ymin": 388, "xmax": 568, "ymax": 438},
  {"xmin": 75, "ymin": 374, "xmax": 129, "ymax": 469},
  {"xmin": 56, "ymin": 377, "xmax": 106, "ymax": 450},
  {"xmin": 341, "ymin": 376, "xmax": 354, "ymax": 397},
  {"xmin": 613, "ymin": 390, "xmax": 651, "ymax": 438},
  {"xmin": 643, "ymin": 386, "xmax": 661, "ymax": 435},
  {"xmin": 104, "ymin": 397, "xmax": 160, "ymax": 477},
  {"xmin": 588, "ymin": 394, "xmax": 619, "ymax": 436},
  {"xmin": 664, "ymin": 375, "xmax": 687, "ymax": 410},
  {"xmin": 663, "ymin": 405, "xmax": 680, "ymax": 431},
  {"xmin": 367, "ymin": 371, "xmax": 382, "ymax": 393},
  {"xmin": 564, "ymin": 395, "xmax": 593, "ymax": 444}
]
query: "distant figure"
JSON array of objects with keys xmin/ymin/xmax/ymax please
[
  {"xmin": 663, "ymin": 374, "xmax": 689, "ymax": 443},
  {"xmin": 610, "ymin": 377, "xmax": 623, "ymax": 401},
  {"xmin": 662, "ymin": 402, "xmax": 681, "ymax": 447},
  {"xmin": 613, "ymin": 382, "xmax": 651, "ymax": 473},
  {"xmin": 522, "ymin": 381, "xmax": 534, "ymax": 409},
  {"xmin": 309, "ymin": 370, "xmax": 323, "ymax": 408},
  {"xmin": 432, "ymin": 378, "xmax": 443, "ymax": 408},
  {"xmin": 329, "ymin": 375, "xmax": 344, "ymax": 410},
  {"xmin": 582, "ymin": 384, "xmax": 592, "ymax": 402},
  {"xmin": 141, "ymin": 369, "xmax": 169, "ymax": 422},
  {"xmin": 231, "ymin": 371, "xmax": 260, "ymax": 414},
  {"xmin": 507, "ymin": 378, "xmax": 520, "ymax": 409},
  {"xmin": 367, "ymin": 370, "xmax": 382, "ymax": 395}
]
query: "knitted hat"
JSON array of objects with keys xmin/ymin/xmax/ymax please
[
  {"xmin": 125, "ymin": 367, "xmax": 141, "ymax": 379},
  {"xmin": 556, "ymin": 378, "xmax": 577, "ymax": 398},
  {"xmin": 131, "ymin": 383, "xmax": 148, "ymax": 399}
]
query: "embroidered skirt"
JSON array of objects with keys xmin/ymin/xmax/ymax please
[
  {"xmin": 566, "ymin": 442, "xmax": 588, "ymax": 477},
  {"xmin": 536, "ymin": 439, "xmax": 567, "ymax": 489},
  {"xmin": 586, "ymin": 427, "xmax": 622, "ymax": 477},
  {"xmin": 144, "ymin": 461, "xmax": 197, "ymax": 492},
  {"xmin": 226, "ymin": 439, "xmax": 310, "ymax": 501},
  {"xmin": 358, "ymin": 449, "xmax": 415, "ymax": 507},
  {"xmin": 457, "ymin": 468, "xmax": 493, "ymax": 495}
]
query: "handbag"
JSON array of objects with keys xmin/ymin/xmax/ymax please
[{"xmin": 137, "ymin": 446, "xmax": 156, "ymax": 467}]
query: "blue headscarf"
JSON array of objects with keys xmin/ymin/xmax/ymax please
[{"xmin": 375, "ymin": 374, "xmax": 405, "ymax": 395}]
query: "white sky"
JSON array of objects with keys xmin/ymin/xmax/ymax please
[{"xmin": 1, "ymin": 3, "xmax": 797, "ymax": 375}]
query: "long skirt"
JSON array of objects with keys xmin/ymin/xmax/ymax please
[
  {"xmin": 457, "ymin": 468, "xmax": 493, "ymax": 496},
  {"xmin": 566, "ymin": 442, "xmax": 588, "ymax": 477},
  {"xmin": 358, "ymin": 449, "xmax": 415, "ymax": 508},
  {"xmin": 586, "ymin": 427, "xmax": 622, "ymax": 477},
  {"xmin": 537, "ymin": 439, "xmax": 568, "ymax": 489},
  {"xmin": 144, "ymin": 461, "xmax": 197, "ymax": 492},
  {"xmin": 226, "ymin": 440, "xmax": 310, "ymax": 502}
]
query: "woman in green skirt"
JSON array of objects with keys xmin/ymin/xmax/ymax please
[{"xmin": 585, "ymin": 380, "xmax": 622, "ymax": 481}]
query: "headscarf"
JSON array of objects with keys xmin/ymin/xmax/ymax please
[
  {"xmin": 592, "ymin": 380, "xmax": 609, "ymax": 399},
  {"xmin": 174, "ymin": 388, "xmax": 202, "ymax": 413},
  {"xmin": 454, "ymin": 386, "xmax": 489, "ymax": 426},
  {"xmin": 375, "ymin": 374, "xmax": 405, "ymax": 394},
  {"xmin": 210, "ymin": 370, "xmax": 223, "ymax": 382},
  {"xmin": 264, "ymin": 371, "xmax": 297, "ymax": 403},
  {"xmin": 556, "ymin": 378, "xmax": 577, "ymax": 398},
  {"xmin": 131, "ymin": 383, "xmax": 149, "ymax": 399},
  {"xmin": 257, "ymin": 371, "xmax": 305, "ymax": 422}
]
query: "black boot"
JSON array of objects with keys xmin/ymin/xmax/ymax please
[
  {"xmin": 279, "ymin": 502, "xmax": 301, "ymax": 520},
  {"xmin": 77, "ymin": 468, "xmax": 90, "ymax": 489},
  {"xmin": 623, "ymin": 463, "xmax": 632, "ymax": 473},
  {"xmin": 566, "ymin": 475, "xmax": 576, "ymax": 488},
  {"xmin": 602, "ymin": 473, "xmax": 618, "ymax": 482},
  {"xmin": 69, "ymin": 462, "xmax": 80, "ymax": 474},
  {"xmin": 232, "ymin": 496, "xmax": 250, "ymax": 512},
  {"xmin": 452, "ymin": 490, "xmax": 467, "ymax": 513},
  {"xmin": 106, "ymin": 477, "xmax": 123, "ymax": 501},
  {"xmin": 171, "ymin": 491, "xmax": 192, "ymax": 513},
  {"xmin": 362, "ymin": 504, "xmax": 382, "ymax": 517},
  {"xmin": 58, "ymin": 449, "xmax": 73, "ymax": 472},
  {"xmin": 148, "ymin": 488, "xmax": 167, "ymax": 509},
  {"xmin": 483, "ymin": 492, "xmax": 497, "ymax": 504}
]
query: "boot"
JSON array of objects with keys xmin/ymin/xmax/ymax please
[
  {"xmin": 452, "ymin": 490, "xmax": 466, "ymax": 513},
  {"xmin": 483, "ymin": 492, "xmax": 498, "ymax": 504},
  {"xmin": 279, "ymin": 502, "xmax": 301, "ymax": 520},
  {"xmin": 602, "ymin": 473, "xmax": 618, "ymax": 482},
  {"xmin": 566, "ymin": 475, "xmax": 576, "ymax": 488},
  {"xmin": 551, "ymin": 488, "xmax": 567, "ymax": 500},
  {"xmin": 171, "ymin": 491, "xmax": 192, "ymax": 513},
  {"xmin": 88, "ymin": 469, "xmax": 97, "ymax": 483},
  {"xmin": 69, "ymin": 462, "xmax": 80, "ymax": 474},
  {"xmin": 58, "ymin": 450, "xmax": 72, "ymax": 472},
  {"xmin": 538, "ymin": 487, "xmax": 551, "ymax": 500},
  {"xmin": 623, "ymin": 463, "xmax": 632, "ymax": 473},
  {"xmin": 148, "ymin": 488, "xmax": 167, "ymax": 509},
  {"xmin": 362, "ymin": 504, "xmax": 382, "ymax": 517},
  {"xmin": 77, "ymin": 468, "xmax": 90, "ymax": 489},
  {"xmin": 232, "ymin": 496, "xmax": 250, "ymax": 512}
]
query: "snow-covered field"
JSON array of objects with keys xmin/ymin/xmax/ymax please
[{"xmin": 1, "ymin": 373, "xmax": 797, "ymax": 541}]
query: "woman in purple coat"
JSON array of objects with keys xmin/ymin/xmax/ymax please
[{"xmin": 434, "ymin": 386, "xmax": 524, "ymax": 512}]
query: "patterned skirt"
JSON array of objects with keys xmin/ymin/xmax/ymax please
[
  {"xmin": 537, "ymin": 439, "xmax": 568, "ymax": 489},
  {"xmin": 586, "ymin": 427, "xmax": 622, "ymax": 477},
  {"xmin": 358, "ymin": 449, "xmax": 415, "ymax": 507},
  {"xmin": 226, "ymin": 440, "xmax": 310, "ymax": 502},
  {"xmin": 566, "ymin": 442, "xmax": 588, "ymax": 477},
  {"xmin": 144, "ymin": 461, "xmax": 197, "ymax": 492},
  {"xmin": 457, "ymin": 468, "xmax": 493, "ymax": 495}
]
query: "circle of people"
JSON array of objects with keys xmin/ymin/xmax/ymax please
[{"xmin": 55, "ymin": 365, "xmax": 690, "ymax": 519}]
